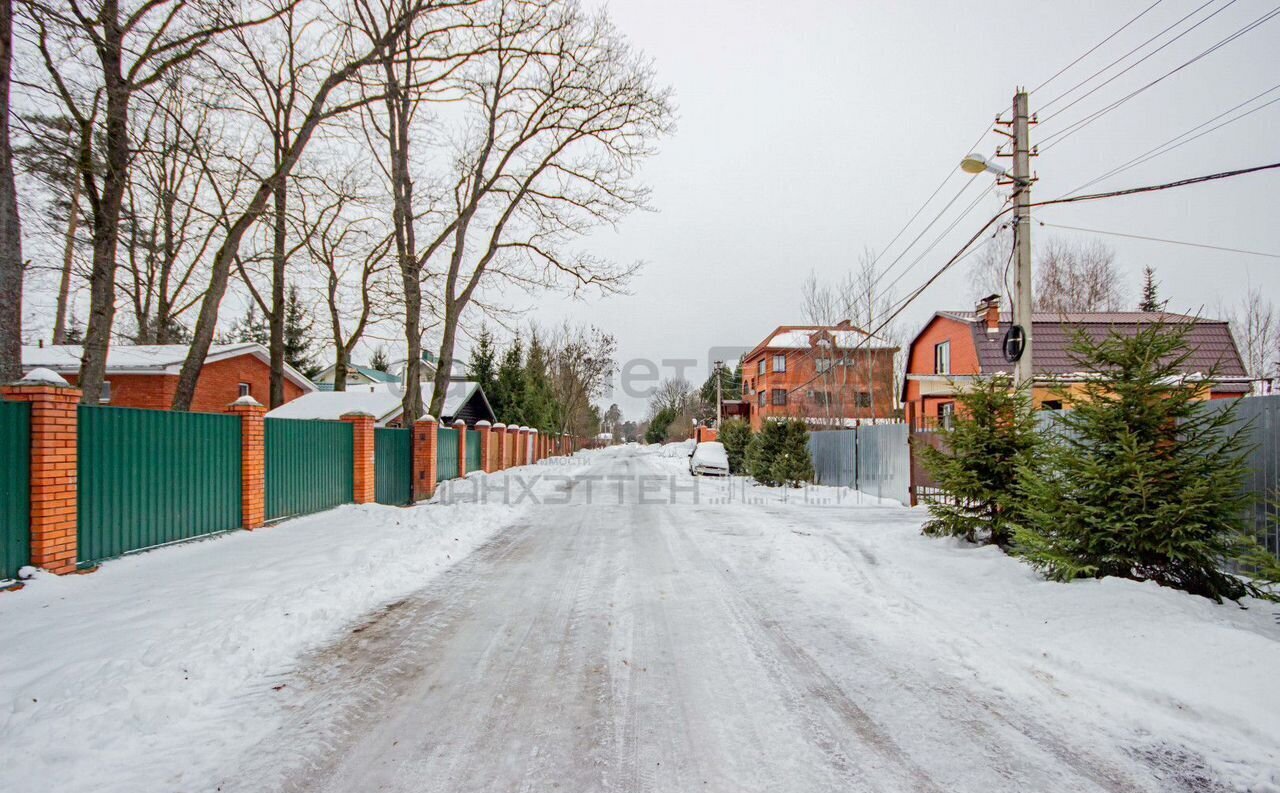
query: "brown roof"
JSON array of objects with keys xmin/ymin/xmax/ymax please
[{"xmin": 942, "ymin": 310, "xmax": 1250, "ymax": 393}]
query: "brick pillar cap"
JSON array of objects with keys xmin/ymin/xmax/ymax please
[
  {"xmin": 419, "ymin": 414, "xmax": 437, "ymax": 423},
  {"xmin": 529, "ymin": 427, "xmax": 538, "ymax": 434},
  {"xmin": 14, "ymin": 367, "xmax": 71, "ymax": 387},
  {"xmin": 491, "ymin": 422, "xmax": 505, "ymax": 429},
  {"xmin": 518, "ymin": 425, "xmax": 529, "ymax": 432},
  {"xmin": 452, "ymin": 418, "xmax": 467, "ymax": 427},
  {"xmin": 228, "ymin": 394, "xmax": 264, "ymax": 408},
  {"xmin": 475, "ymin": 419, "xmax": 491, "ymax": 428},
  {"xmin": 506, "ymin": 425, "xmax": 519, "ymax": 432},
  {"xmin": 341, "ymin": 410, "xmax": 376, "ymax": 419}
]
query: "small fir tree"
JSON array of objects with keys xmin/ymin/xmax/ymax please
[
  {"xmin": 63, "ymin": 313, "xmax": 84, "ymax": 344},
  {"xmin": 494, "ymin": 339, "xmax": 527, "ymax": 426},
  {"xmin": 916, "ymin": 376, "xmax": 1040, "ymax": 547},
  {"xmin": 230, "ymin": 304, "xmax": 269, "ymax": 346},
  {"xmin": 1015, "ymin": 322, "xmax": 1275, "ymax": 602},
  {"xmin": 468, "ymin": 328, "xmax": 499, "ymax": 401},
  {"xmin": 718, "ymin": 418, "xmax": 752, "ymax": 474},
  {"xmin": 747, "ymin": 419, "xmax": 814, "ymax": 486},
  {"xmin": 283, "ymin": 286, "xmax": 321, "ymax": 378},
  {"xmin": 1138, "ymin": 266, "xmax": 1163, "ymax": 312},
  {"xmin": 645, "ymin": 406, "xmax": 676, "ymax": 444},
  {"xmin": 369, "ymin": 346, "xmax": 390, "ymax": 372}
]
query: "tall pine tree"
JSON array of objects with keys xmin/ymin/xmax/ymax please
[
  {"xmin": 283, "ymin": 286, "xmax": 320, "ymax": 378},
  {"xmin": 1015, "ymin": 322, "xmax": 1277, "ymax": 602},
  {"xmin": 917, "ymin": 376, "xmax": 1040, "ymax": 547},
  {"xmin": 468, "ymin": 327, "xmax": 499, "ymax": 407},
  {"xmin": 495, "ymin": 339, "xmax": 527, "ymax": 426},
  {"xmin": 1138, "ymin": 266, "xmax": 1162, "ymax": 312}
]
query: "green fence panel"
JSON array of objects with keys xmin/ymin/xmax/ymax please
[
  {"xmin": 466, "ymin": 429, "xmax": 482, "ymax": 473},
  {"xmin": 78, "ymin": 406, "xmax": 241, "ymax": 565},
  {"xmin": 437, "ymin": 427, "xmax": 459, "ymax": 482},
  {"xmin": 375, "ymin": 427, "xmax": 412, "ymax": 506},
  {"xmin": 0, "ymin": 402, "xmax": 30, "ymax": 580},
  {"xmin": 265, "ymin": 418, "xmax": 354, "ymax": 520}
]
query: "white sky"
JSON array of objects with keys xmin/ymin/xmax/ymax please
[{"xmin": 546, "ymin": 0, "xmax": 1280, "ymax": 419}]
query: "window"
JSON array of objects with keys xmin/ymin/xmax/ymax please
[
  {"xmin": 1041, "ymin": 399, "xmax": 1063, "ymax": 411},
  {"xmin": 934, "ymin": 341, "xmax": 951, "ymax": 375},
  {"xmin": 771, "ymin": 388, "xmax": 788, "ymax": 406},
  {"xmin": 815, "ymin": 358, "xmax": 832, "ymax": 373},
  {"xmin": 939, "ymin": 401, "xmax": 956, "ymax": 430},
  {"xmin": 772, "ymin": 354, "xmax": 786, "ymax": 373},
  {"xmin": 856, "ymin": 391, "xmax": 872, "ymax": 408},
  {"xmin": 238, "ymin": 383, "xmax": 251, "ymax": 397},
  {"xmin": 758, "ymin": 389, "xmax": 766, "ymax": 407},
  {"xmin": 810, "ymin": 390, "xmax": 832, "ymax": 406},
  {"xmin": 100, "ymin": 381, "xmax": 112, "ymax": 404},
  {"xmin": 757, "ymin": 358, "xmax": 766, "ymax": 376}
]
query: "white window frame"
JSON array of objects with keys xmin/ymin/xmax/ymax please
[
  {"xmin": 772, "ymin": 354, "xmax": 786, "ymax": 373},
  {"xmin": 100, "ymin": 380, "xmax": 112, "ymax": 404},
  {"xmin": 934, "ymin": 341, "xmax": 951, "ymax": 375}
]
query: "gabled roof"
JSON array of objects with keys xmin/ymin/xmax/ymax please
[
  {"xmin": 265, "ymin": 380, "xmax": 493, "ymax": 425},
  {"xmin": 21, "ymin": 343, "xmax": 318, "ymax": 393},
  {"xmin": 908, "ymin": 310, "xmax": 1249, "ymax": 393},
  {"xmin": 744, "ymin": 322, "xmax": 896, "ymax": 362},
  {"xmin": 313, "ymin": 363, "xmax": 399, "ymax": 389}
]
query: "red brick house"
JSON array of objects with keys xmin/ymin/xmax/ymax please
[
  {"xmin": 21, "ymin": 343, "xmax": 316, "ymax": 412},
  {"xmin": 902, "ymin": 296, "xmax": 1251, "ymax": 429},
  {"xmin": 740, "ymin": 321, "xmax": 898, "ymax": 430}
]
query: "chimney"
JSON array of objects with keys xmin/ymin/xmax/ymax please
[{"xmin": 976, "ymin": 294, "xmax": 1001, "ymax": 333}]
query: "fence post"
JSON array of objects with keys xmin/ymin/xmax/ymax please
[
  {"xmin": 476, "ymin": 420, "xmax": 492, "ymax": 472},
  {"xmin": 226, "ymin": 395, "xmax": 267, "ymax": 530},
  {"xmin": 414, "ymin": 415, "xmax": 438, "ymax": 500},
  {"xmin": 530, "ymin": 428, "xmax": 539, "ymax": 463},
  {"xmin": 2, "ymin": 370, "xmax": 81, "ymax": 574},
  {"xmin": 454, "ymin": 418, "xmax": 468, "ymax": 477},
  {"xmin": 492, "ymin": 422, "xmax": 506, "ymax": 470},
  {"xmin": 519, "ymin": 426, "xmax": 531, "ymax": 466},
  {"xmin": 342, "ymin": 412, "xmax": 376, "ymax": 504},
  {"xmin": 506, "ymin": 424, "xmax": 520, "ymax": 467}
]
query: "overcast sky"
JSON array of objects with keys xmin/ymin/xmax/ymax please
[{"xmin": 543, "ymin": 0, "xmax": 1280, "ymax": 420}]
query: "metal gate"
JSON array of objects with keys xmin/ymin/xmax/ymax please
[
  {"xmin": 466, "ymin": 429, "xmax": 482, "ymax": 473},
  {"xmin": 0, "ymin": 401, "xmax": 30, "ymax": 579},
  {"xmin": 78, "ymin": 406, "xmax": 241, "ymax": 564},
  {"xmin": 437, "ymin": 426, "xmax": 459, "ymax": 482},
  {"xmin": 265, "ymin": 418, "xmax": 354, "ymax": 520},
  {"xmin": 375, "ymin": 427, "xmax": 412, "ymax": 505}
]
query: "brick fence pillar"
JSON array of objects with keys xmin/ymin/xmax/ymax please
[
  {"xmin": 475, "ymin": 420, "xmax": 492, "ymax": 472},
  {"xmin": 454, "ymin": 418, "xmax": 468, "ymax": 477},
  {"xmin": 506, "ymin": 424, "xmax": 519, "ymax": 468},
  {"xmin": 529, "ymin": 428, "xmax": 539, "ymax": 463},
  {"xmin": 226, "ymin": 395, "xmax": 267, "ymax": 530},
  {"xmin": 2, "ymin": 373, "xmax": 81, "ymax": 574},
  {"xmin": 518, "ymin": 426, "xmax": 530, "ymax": 466},
  {"xmin": 413, "ymin": 415, "xmax": 438, "ymax": 500},
  {"xmin": 492, "ymin": 422, "xmax": 507, "ymax": 470},
  {"xmin": 342, "ymin": 411, "xmax": 376, "ymax": 504}
]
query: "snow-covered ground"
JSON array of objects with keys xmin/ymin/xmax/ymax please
[{"xmin": 2, "ymin": 445, "xmax": 1278, "ymax": 792}]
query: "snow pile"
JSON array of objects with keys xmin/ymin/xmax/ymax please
[{"xmin": 0, "ymin": 459, "xmax": 588, "ymax": 793}]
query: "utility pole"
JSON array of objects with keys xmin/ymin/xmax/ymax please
[
  {"xmin": 713, "ymin": 360, "xmax": 724, "ymax": 427},
  {"xmin": 1009, "ymin": 89, "xmax": 1035, "ymax": 387}
]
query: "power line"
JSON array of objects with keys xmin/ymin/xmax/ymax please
[
  {"xmin": 1030, "ymin": 0, "xmax": 1169, "ymax": 95},
  {"xmin": 785, "ymin": 160, "xmax": 1280, "ymax": 396},
  {"xmin": 1062, "ymin": 84, "xmax": 1280, "ymax": 195},
  {"xmin": 1039, "ymin": 220, "xmax": 1280, "ymax": 259},
  {"xmin": 1039, "ymin": 5, "xmax": 1280, "ymax": 152}
]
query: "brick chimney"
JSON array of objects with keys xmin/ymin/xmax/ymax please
[{"xmin": 976, "ymin": 294, "xmax": 1001, "ymax": 333}]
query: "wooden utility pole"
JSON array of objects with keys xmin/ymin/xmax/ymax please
[
  {"xmin": 714, "ymin": 360, "xmax": 723, "ymax": 427},
  {"xmin": 1010, "ymin": 89, "xmax": 1035, "ymax": 387}
]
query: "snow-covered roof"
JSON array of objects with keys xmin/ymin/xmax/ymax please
[
  {"xmin": 21, "ymin": 343, "xmax": 318, "ymax": 392},
  {"xmin": 265, "ymin": 380, "xmax": 487, "ymax": 425},
  {"xmin": 767, "ymin": 329, "xmax": 873, "ymax": 349}
]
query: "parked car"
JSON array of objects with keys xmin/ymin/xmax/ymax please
[{"xmin": 689, "ymin": 441, "xmax": 730, "ymax": 476}]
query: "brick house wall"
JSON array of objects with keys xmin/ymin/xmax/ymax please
[
  {"xmin": 59, "ymin": 353, "xmax": 304, "ymax": 413},
  {"xmin": 901, "ymin": 315, "xmax": 979, "ymax": 429},
  {"xmin": 741, "ymin": 345, "xmax": 898, "ymax": 431}
]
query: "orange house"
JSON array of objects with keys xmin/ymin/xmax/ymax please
[
  {"xmin": 21, "ymin": 343, "xmax": 316, "ymax": 412},
  {"xmin": 740, "ymin": 320, "xmax": 898, "ymax": 430},
  {"xmin": 901, "ymin": 296, "xmax": 1250, "ymax": 429}
]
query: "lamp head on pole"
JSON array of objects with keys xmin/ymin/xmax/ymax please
[{"xmin": 960, "ymin": 153, "xmax": 1006, "ymax": 177}]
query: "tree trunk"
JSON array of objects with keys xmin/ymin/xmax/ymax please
[
  {"xmin": 0, "ymin": 0, "xmax": 20, "ymax": 382},
  {"xmin": 52, "ymin": 167, "xmax": 81, "ymax": 345},
  {"xmin": 77, "ymin": 1, "xmax": 129, "ymax": 404},
  {"xmin": 429, "ymin": 307, "xmax": 456, "ymax": 419},
  {"xmin": 269, "ymin": 175, "xmax": 287, "ymax": 407},
  {"xmin": 333, "ymin": 348, "xmax": 348, "ymax": 392}
]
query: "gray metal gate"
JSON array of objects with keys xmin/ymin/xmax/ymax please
[{"xmin": 808, "ymin": 425, "xmax": 910, "ymax": 506}]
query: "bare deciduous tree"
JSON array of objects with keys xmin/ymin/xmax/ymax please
[
  {"xmin": 545, "ymin": 321, "xmax": 615, "ymax": 437},
  {"xmin": 1033, "ymin": 236, "xmax": 1126, "ymax": 314},
  {"xmin": 1223, "ymin": 285, "xmax": 1278, "ymax": 395},
  {"xmin": 0, "ymin": 0, "xmax": 21, "ymax": 381}
]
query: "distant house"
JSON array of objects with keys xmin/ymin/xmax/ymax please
[
  {"xmin": 739, "ymin": 320, "xmax": 899, "ymax": 430},
  {"xmin": 21, "ymin": 343, "xmax": 316, "ymax": 412},
  {"xmin": 312, "ymin": 362, "xmax": 399, "ymax": 391},
  {"xmin": 902, "ymin": 296, "xmax": 1251, "ymax": 429},
  {"xmin": 266, "ymin": 380, "xmax": 495, "ymax": 427}
]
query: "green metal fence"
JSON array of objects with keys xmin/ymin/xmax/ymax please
[
  {"xmin": 466, "ymin": 429, "xmax": 482, "ymax": 473},
  {"xmin": 78, "ymin": 406, "xmax": 241, "ymax": 565},
  {"xmin": 437, "ymin": 426, "xmax": 459, "ymax": 482},
  {"xmin": 0, "ymin": 402, "xmax": 30, "ymax": 580},
  {"xmin": 265, "ymin": 418, "xmax": 354, "ymax": 520},
  {"xmin": 375, "ymin": 427, "xmax": 412, "ymax": 505}
]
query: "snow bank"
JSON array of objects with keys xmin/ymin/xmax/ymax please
[{"xmin": 0, "ymin": 460, "xmax": 586, "ymax": 793}]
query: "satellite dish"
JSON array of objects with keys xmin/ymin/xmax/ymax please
[{"xmin": 1002, "ymin": 325, "xmax": 1026, "ymax": 363}]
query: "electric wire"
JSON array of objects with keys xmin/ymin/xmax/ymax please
[
  {"xmin": 1030, "ymin": 0, "xmax": 1169, "ymax": 95},
  {"xmin": 1039, "ymin": 220, "xmax": 1280, "ymax": 259}
]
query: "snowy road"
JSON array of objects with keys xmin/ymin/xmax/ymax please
[{"xmin": 230, "ymin": 447, "xmax": 1277, "ymax": 793}]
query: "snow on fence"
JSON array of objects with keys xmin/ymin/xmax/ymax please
[{"xmin": 808, "ymin": 424, "xmax": 911, "ymax": 506}]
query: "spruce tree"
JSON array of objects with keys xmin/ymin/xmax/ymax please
[
  {"xmin": 917, "ymin": 376, "xmax": 1040, "ymax": 547},
  {"xmin": 231, "ymin": 304, "xmax": 269, "ymax": 346},
  {"xmin": 645, "ymin": 406, "xmax": 675, "ymax": 443},
  {"xmin": 1138, "ymin": 266, "xmax": 1162, "ymax": 312},
  {"xmin": 369, "ymin": 346, "xmax": 390, "ymax": 373},
  {"xmin": 283, "ymin": 286, "xmax": 321, "ymax": 378},
  {"xmin": 747, "ymin": 419, "xmax": 813, "ymax": 486},
  {"xmin": 495, "ymin": 339, "xmax": 526, "ymax": 426},
  {"xmin": 718, "ymin": 418, "xmax": 752, "ymax": 474},
  {"xmin": 1015, "ymin": 322, "xmax": 1275, "ymax": 602},
  {"xmin": 468, "ymin": 328, "xmax": 499, "ymax": 403},
  {"xmin": 523, "ymin": 333, "xmax": 557, "ymax": 431}
]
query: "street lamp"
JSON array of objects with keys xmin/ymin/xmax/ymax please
[{"xmin": 960, "ymin": 153, "xmax": 1031, "ymax": 185}]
